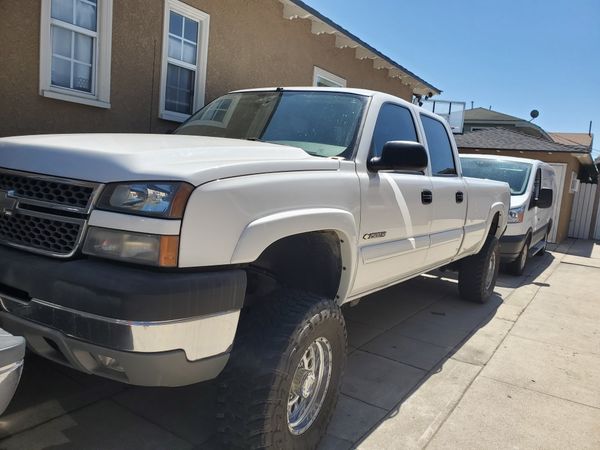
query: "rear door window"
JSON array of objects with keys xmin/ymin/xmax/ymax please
[{"xmin": 420, "ymin": 115, "xmax": 457, "ymax": 176}]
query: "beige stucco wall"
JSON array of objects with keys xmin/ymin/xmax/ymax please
[
  {"xmin": 459, "ymin": 148, "xmax": 581, "ymax": 243},
  {"xmin": 0, "ymin": 0, "xmax": 414, "ymax": 137}
]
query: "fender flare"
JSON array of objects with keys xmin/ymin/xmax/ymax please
[
  {"xmin": 474, "ymin": 202, "xmax": 507, "ymax": 254},
  {"xmin": 230, "ymin": 208, "xmax": 358, "ymax": 302}
]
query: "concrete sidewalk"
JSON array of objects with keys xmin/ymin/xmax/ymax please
[{"xmin": 0, "ymin": 240, "xmax": 599, "ymax": 449}]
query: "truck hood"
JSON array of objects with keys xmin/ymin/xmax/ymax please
[{"xmin": 0, "ymin": 134, "xmax": 340, "ymax": 184}]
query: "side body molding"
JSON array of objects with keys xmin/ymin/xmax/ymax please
[{"xmin": 231, "ymin": 208, "xmax": 358, "ymax": 302}]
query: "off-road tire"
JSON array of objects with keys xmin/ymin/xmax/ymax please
[
  {"xmin": 506, "ymin": 235, "xmax": 530, "ymax": 275},
  {"xmin": 217, "ymin": 288, "xmax": 347, "ymax": 450},
  {"xmin": 458, "ymin": 235, "xmax": 500, "ymax": 303}
]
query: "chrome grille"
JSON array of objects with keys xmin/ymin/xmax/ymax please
[
  {"xmin": 0, "ymin": 169, "xmax": 101, "ymax": 257},
  {"xmin": 0, "ymin": 171, "xmax": 95, "ymax": 212}
]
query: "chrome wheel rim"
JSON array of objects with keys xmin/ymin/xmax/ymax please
[
  {"xmin": 485, "ymin": 250, "xmax": 496, "ymax": 291},
  {"xmin": 287, "ymin": 337, "xmax": 332, "ymax": 435}
]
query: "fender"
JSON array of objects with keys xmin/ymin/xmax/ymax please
[{"xmin": 231, "ymin": 208, "xmax": 358, "ymax": 302}]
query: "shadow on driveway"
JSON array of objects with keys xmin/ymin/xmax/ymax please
[{"xmin": 0, "ymin": 253, "xmax": 555, "ymax": 449}]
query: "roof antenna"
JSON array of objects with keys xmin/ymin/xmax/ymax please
[
  {"xmin": 589, "ymin": 120, "xmax": 593, "ymax": 136},
  {"xmin": 529, "ymin": 109, "xmax": 539, "ymax": 122}
]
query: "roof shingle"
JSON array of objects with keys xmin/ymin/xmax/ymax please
[{"xmin": 455, "ymin": 128, "xmax": 590, "ymax": 153}]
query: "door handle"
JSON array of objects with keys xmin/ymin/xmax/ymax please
[
  {"xmin": 456, "ymin": 191, "xmax": 464, "ymax": 203},
  {"xmin": 421, "ymin": 190, "xmax": 433, "ymax": 205}
]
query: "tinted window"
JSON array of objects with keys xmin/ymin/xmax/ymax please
[
  {"xmin": 533, "ymin": 169, "xmax": 542, "ymax": 199},
  {"xmin": 421, "ymin": 115, "xmax": 456, "ymax": 175},
  {"xmin": 371, "ymin": 104, "xmax": 417, "ymax": 157}
]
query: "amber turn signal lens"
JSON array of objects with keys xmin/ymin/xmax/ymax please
[{"xmin": 159, "ymin": 235, "xmax": 180, "ymax": 267}]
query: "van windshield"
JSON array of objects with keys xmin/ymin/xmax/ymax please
[
  {"xmin": 175, "ymin": 91, "xmax": 368, "ymax": 159},
  {"xmin": 460, "ymin": 157, "xmax": 532, "ymax": 195}
]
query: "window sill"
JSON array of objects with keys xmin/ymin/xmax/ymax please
[
  {"xmin": 41, "ymin": 89, "xmax": 111, "ymax": 109},
  {"xmin": 159, "ymin": 110, "xmax": 191, "ymax": 123}
]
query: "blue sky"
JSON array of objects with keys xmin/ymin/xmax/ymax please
[{"xmin": 302, "ymin": 0, "xmax": 600, "ymax": 156}]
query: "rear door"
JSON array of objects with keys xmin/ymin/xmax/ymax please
[
  {"xmin": 352, "ymin": 103, "xmax": 433, "ymax": 295},
  {"xmin": 419, "ymin": 114, "xmax": 467, "ymax": 266}
]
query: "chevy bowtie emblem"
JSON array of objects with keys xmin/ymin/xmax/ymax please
[{"xmin": 0, "ymin": 190, "xmax": 17, "ymax": 217}]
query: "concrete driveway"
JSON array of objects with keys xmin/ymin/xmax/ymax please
[{"xmin": 1, "ymin": 240, "xmax": 599, "ymax": 449}]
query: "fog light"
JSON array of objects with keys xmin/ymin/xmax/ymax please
[{"xmin": 94, "ymin": 354, "xmax": 125, "ymax": 373}]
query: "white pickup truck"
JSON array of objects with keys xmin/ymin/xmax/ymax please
[{"xmin": 0, "ymin": 88, "xmax": 509, "ymax": 448}]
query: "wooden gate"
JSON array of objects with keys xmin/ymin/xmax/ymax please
[{"xmin": 568, "ymin": 182, "xmax": 598, "ymax": 239}]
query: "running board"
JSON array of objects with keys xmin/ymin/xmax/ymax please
[{"xmin": 529, "ymin": 240, "xmax": 546, "ymax": 256}]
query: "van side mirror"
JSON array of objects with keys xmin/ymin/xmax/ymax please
[
  {"xmin": 536, "ymin": 188, "xmax": 553, "ymax": 209},
  {"xmin": 368, "ymin": 141, "xmax": 428, "ymax": 172}
]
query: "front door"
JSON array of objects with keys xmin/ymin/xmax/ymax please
[{"xmin": 352, "ymin": 103, "xmax": 433, "ymax": 296}]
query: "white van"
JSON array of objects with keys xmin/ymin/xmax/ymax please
[{"xmin": 460, "ymin": 154, "xmax": 556, "ymax": 275}]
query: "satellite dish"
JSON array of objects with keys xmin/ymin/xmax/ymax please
[{"xmin": 530, "ymin": 110, "xmax": 539, "ymax": 119}]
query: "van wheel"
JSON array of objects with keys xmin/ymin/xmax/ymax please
[
  {"xmin": 458, "ymin": 235, "xmax": 500, "ymax": 303},
  {"xmin": 217, "ymin": 288, "xmax": 346, "ymax": 450},
  {"xmin": 506, "ymin": 236, "xmax": 530, "ymax": 275}
]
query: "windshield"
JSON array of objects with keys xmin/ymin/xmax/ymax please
[
  {"xmin": 460, "ymin": 157, "xmax": 532, "ymax": 195},
  {"xmin": 174, "ymin": 91, "xmax": 367, "ymax": 158}
]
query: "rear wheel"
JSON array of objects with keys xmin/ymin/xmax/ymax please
[
  {"xmin": 506, "ymin": 236, "xmax": 530, "ymax": 275},
  {"xmin": 458, "ymin": 235, "xmax": 500, "ymax": 303},
  {"xmin": 217, "ymin": 288, "xmax": 346, "ymax": 450}
]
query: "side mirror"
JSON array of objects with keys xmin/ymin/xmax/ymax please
[
  {"xmin": 368, "ymin": 141, "xmax": 428, "ymax": 172},
  {"xmin": 536, "ymin": 188, "xmax": 553, "ymax": 209}
]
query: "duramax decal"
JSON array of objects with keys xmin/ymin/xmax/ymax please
[{"xmin": 363, "ymin": 231, "xmax": 387, "ymax": 240}]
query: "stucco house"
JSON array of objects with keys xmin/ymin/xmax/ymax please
[{"xmin": 0, "ymin": 0, "xmax": 440, "ymax": 137}]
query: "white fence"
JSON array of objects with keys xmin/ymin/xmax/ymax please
[{"xmin": 568, "ymin": 182, "xmax": 598, "ymax": 239}]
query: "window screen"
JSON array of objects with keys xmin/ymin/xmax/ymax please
[
  {"xmin": 371, "ymin": 104, "xmax": 417, "ymax": 157},
  {"xmin": 421, "ymin": 115, "xmax": 456, "ymax": 175}
]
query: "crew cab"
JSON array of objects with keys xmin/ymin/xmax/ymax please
[{"xmin": 0, "ymin": 88, "xmax": 509, "ymax": 447}]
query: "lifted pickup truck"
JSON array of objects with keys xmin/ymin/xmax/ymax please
[{"xmin": 0, "ymin": 88, "xmax": 509, "ymax": 447}]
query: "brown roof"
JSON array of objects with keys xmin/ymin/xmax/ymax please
[
  {"xmin": 548, "ymin": 132, "xmax": 593, "ymax": 149},
  {"xmin": 455, "ymin": 128, "xmax": 589, "ymax": 153}
]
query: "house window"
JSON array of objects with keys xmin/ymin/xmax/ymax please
[
  {"xmin": 159, "ymin": 0, "xmax": 210, "ymax": 122},
  {"xmin": 313, "ymin": 67, "xmax": 346, "ymax": 88},
  {"xmin": 39, "ymin": 0, "xmax": 113, "ymax": 108}
]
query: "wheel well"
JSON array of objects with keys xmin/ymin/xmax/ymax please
[
  {"xmin": 245, "ymin": 231, "xmax": 342, "ymax": 305},
  {"xmin": 488, "ymin": 212, "xmax": 500, "ymax": 237}
]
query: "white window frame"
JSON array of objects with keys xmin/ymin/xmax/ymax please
[
  {"xmin": 159, "ymin": 0, "xmax": 210, "ymax": 123},
  {"xmin": 313, "ymin": 66, "xmax": 346, "ymax": 88},
  {"xmin": 191, "ymin": 95, "xmax": 240, "ymax": 128},
  {"xmin": 39, "ymin": 0, "xmax": 113, "ymax": 109}
]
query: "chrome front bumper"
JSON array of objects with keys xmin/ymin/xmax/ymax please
[
  {"xmin": 0, "ymin": 295, "xmax": 240, "ymax": 387},
  {"xmin": 0, "ymin": 328, "xmax": 25, "ymax": 415}
]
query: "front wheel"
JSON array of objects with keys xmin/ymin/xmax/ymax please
[
  {"xmin": 506, "ymin": 237, "xmax": 530, "ymax": 276},
  {"xmin": 458, "ymin": 235, "xmax": 500, "ymax": 303},
  {"xmin": 217, "ymin": 289, "xmax": 346, "ymax": 449}
]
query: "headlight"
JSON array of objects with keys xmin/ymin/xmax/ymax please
[
  {"xmin": 97, "ymin": 182, "xmax": 193, "ymax": 218},
  {"xmin": 508, "ymin": 205, "xmax": 526, "ymax": 223},
  {"xmin": 83, "ymin": 227, "xmax": 179, "ymax": 267}
]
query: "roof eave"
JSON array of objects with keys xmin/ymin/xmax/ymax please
[{"xmin": 282, "ymin": 0, "xmax": 441, "ymax": 96}]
